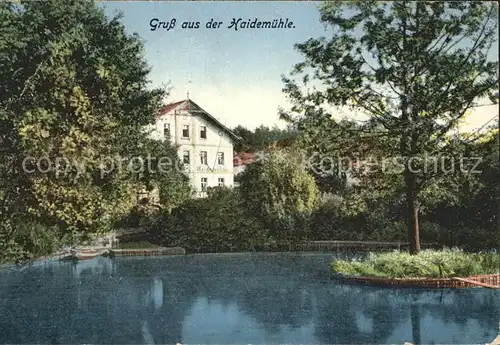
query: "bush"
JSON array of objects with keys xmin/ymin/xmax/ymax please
[
  {"xmin": 0, "ymin": 221, "xmax": 66, "ymax": 263},
  {"xmin": 417, "ymin": 221, "xmax": 500, "ymax": 250},
  {"xmin": 115, "ymin": 201, "xmax": 162, "ymax": 229},
  {"xmin": 270, "ymin": 212, "xmax": 312, "ymax": 243},
  {"xmin": 148, "ymin": 187, "xmax": 268, "ymax": 252},
  {"xmin": 331, "ymin": 248, "xmax": 500, "ymax": 278},
  {"xmin": 309, "ymin": 197, "xmax": 407, "ymax": 242},
  {"xmin": 239, "ymin": 148, "xmax": 318, "ymax": 225}
]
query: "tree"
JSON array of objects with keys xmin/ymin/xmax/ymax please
[
  {"xmin": 424, "ymin": 122, "xmax": 499, "ymax": 247},
  {"xmin": 232, "ymin": 125, "xmax": 255, "ymax": 152},
  {"xmin": 281, "ymin": 1, "xmax": 498, "ymax": 254},
  {"xmin": 127, "ymin": 136, "xmax": 193, "ymax": 210},
  {"xmin": 239, "ymin": 147, "xmax": 318, "ymax": 241},
  {"xmin": 0, "ymin": 0, "xmax": 188, "ymax": 255},
  {"xmin": 232, "ymin": 124, "xmax": 299, "ymax": 152}
]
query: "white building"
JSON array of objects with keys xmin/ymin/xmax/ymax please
[{"xmin": 149, "ymin": 98, "xmax": 241, "ymax": 198}]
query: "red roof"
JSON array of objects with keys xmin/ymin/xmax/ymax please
[
  {"xmin": 158, "ymin": 100, "xmax": 185, "ymax": 117},
  {"xmin": 233, "ymin": 152, "xmax": 255, "ymax": 166}
]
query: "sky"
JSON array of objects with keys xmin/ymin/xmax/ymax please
[{"xmin": 100, "ymin": 2, "xmax": 498, "ymax": 132}]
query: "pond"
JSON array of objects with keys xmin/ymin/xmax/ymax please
[{"xmin": 0, "ymin": 253, "xmax": 498, "ymax": 344}]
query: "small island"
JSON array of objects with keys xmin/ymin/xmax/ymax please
[{"xmin": 331, "ymin": 249, "xmax": 500, "ymax": 289}]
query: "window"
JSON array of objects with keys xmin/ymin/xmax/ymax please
[
  {"xmin": 163, "ymin": 123, "xmax": 170, "ymax": 139},
  {"xmin": 217, "ymin": 152, "xmax": 224, "ymax": 165},
  {"xmin": 200, "ymin": 151, "xmax": 208, "ymax": 165},
  {"xmin": 200, "ymin": 126, "xmax": 207, "ymax": 139},
  {"xmin": 182, "ymin": 125, "xmax": 189, "ymax": 138},
  {"xmin": 201, "ymin": 177, "xmax": 207, "ymax": 191},
  {"xmin": 182, "ymin": 150, "xmax": 190, "ymax": 164},
  {"xmin": 218, "ymin": 178, "xmax": 225, "ymax": 187}
]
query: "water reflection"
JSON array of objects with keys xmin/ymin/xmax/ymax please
[
  {"xmin": 72, "ymin": 257, "xmax": 114, "ymax": 279},
  {"xmin": 0, "ymin": 253, "xmax": 498, "ymax": 344},
  {"xmin": 150, "ymin": 278, "xmax": 163, "ymax": 310}
]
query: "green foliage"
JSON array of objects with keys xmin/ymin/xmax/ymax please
[
  {"xmin": 116, "ymin": 241, "xmax": 161, "ymax": 249},
  {"xmin": 309, "ymin": 190, "xmax": 497, "ymax": 249},
  {"xmin": 1, "ymin": 0, "xmax": 498, "ymax": 261},
  {"xmin": 148, "ymin": 187, "xmax": 268, "ymax": 253},
  {"xmin": 310, "ymin": 209, "xmax": 407, "ymax": 242},
  {"xmin": 128, "ymin": 136, "xmax": 193, "ymax": 210},
  {"xmin": 282, "ymin": 1, "xmax": 499, "ymax": 253},
  {"xmin": 426, "ymin": 130, "xmax": 499, "ymax": 231},
  {"xmin": 0, "ymin": 220, "xmax": 76, "ymax": 264},
  {"xmin": 158, "ymin": 171, "xmax": 193, "ymax": 211},
  {"xmin": 331, "ymin": 249, "xmax": 500, "ymax": 278},
  {"xmin": 239, "ymin": 148, "xmax": 319, "ymax": 218},
  {"xmin": 239, "ymin": 148, "xmax": 319, "ymax": 240},
  {"xmin": 0, "ymin": 0, "xmax": 190, "ymax": 262},
  {"xmin": 232, "ymin": 124, "xmax": 299, "ymax": 153},
  {"xmin": 115, "ymin": 202, "xmax": 162, "ymax": 229}
]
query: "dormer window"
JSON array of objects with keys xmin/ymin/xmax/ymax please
[
  {"xmin": 182, "ymin": 125, "xmax": 189, "ymax": 138},
  {"xmin": 200, "ymin": 126, "xmax": 207, "ymax": 139}
]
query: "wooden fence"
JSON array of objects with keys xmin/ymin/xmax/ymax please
[{"xmin": 285, "ymin": 240, "xmax": 440, "ymax": 252}]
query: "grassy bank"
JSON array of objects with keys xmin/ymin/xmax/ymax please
[{"xmin": 331, "ymin": 249, "xmax": 500, "ymax": 278}]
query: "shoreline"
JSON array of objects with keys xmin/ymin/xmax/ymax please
[
  {"xmin": 332, "ymin": 272, "xmax": 500, "ymax": 289},
  {"xmin": 3, "ymin": 244, "xmax": 498, "ymax": 272}
]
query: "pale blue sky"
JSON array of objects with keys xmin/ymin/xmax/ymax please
[
  {"xmin": 100, "ymin": 1, "xmax": 327, "ymax": 129},
  {"xmin": 100, "ymin": 2, "xmax": 498, "ymax": 131}
]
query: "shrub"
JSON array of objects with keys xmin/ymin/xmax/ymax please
[
  {"xmin": 239, "ymin": 148, "xmax": 318, "ymax": 227},
  {"xmin": 0, "ymin": 221, "xmax": 65, "ymax": 263},
  {"xmin": 310, "ymin": 199, "xmax": 407, "ymax": 242},
  {"xmin": 148, "ymin": 187, "xmax": 268, "ymax": 252},
  {"xmin": 115, "ymin": 202, "xmax": 162, "ymax": 229},
  {"xmin": 417, "ymin": 221, "xmax": 500, "ymax": 250}
]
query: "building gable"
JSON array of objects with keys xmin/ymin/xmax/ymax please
[{"xmin": 158, "ymin": 99, "xmax": 242, "ymax": 143}]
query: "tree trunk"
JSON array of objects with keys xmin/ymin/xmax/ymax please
[{"xmin": 405, "ymin": 168, "xmax": 421, "ymax": 255}]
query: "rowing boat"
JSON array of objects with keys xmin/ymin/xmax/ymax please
[{"xmin": 70, "ymin": 248, "xmax": 106, "ymax": 261}]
